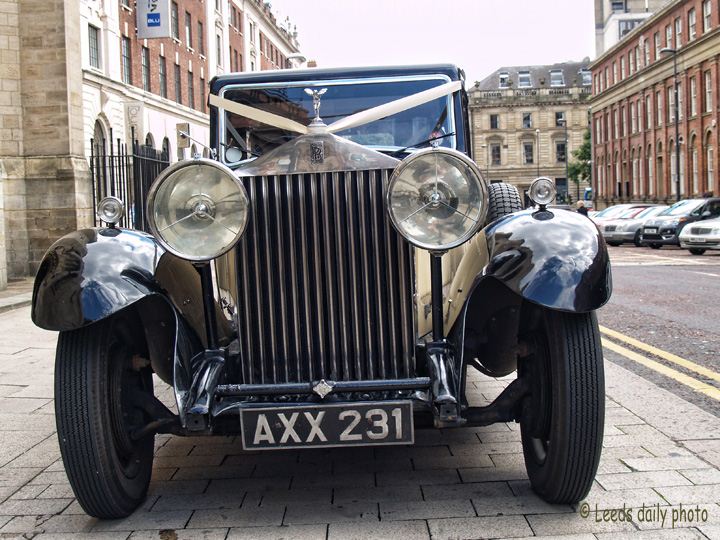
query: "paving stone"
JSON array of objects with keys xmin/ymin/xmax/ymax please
[
  {"xmin": 333, "ymin": 485, "xmax": 423, "ymax": 504},
  {"xmin": 0, "ymin": 498, "xmax": 72, "ymax": 516},
  {"xmin": 412, "ymin": 453, "xmax": 494, "ymax": 470},
  {"xmin": 423, "ymin": 481, "xmax": 513, "ymax": 501},
  {"xmin": 131, "ymin": 528, "xmax": 229, "ymax": 539},
  {"xmin": 699, "ymin": 525, "xmax": 720, "ymax": 539},
  {"xmin": 380, "ymin": 499, "xmax": 475, "ymax": 521},
  {"xmin": 290, "ymin": 472, "xmax": 375, "ymax": 489},
  {"xmin": 146, "ymin": 480, "xmax": 209, "ymax": 496},
  {"xmin": 247, "ymin": 487, "xmax": 331, "ymax": 505},
  {"xmin": 679, "ymin": 468, "xmax": 720, "ymax": 485},
  {"xmin": 17, "ymin": 514, "xmax": 98, "ymax": 534},
  {"xmin": 228, "ymin": 524, "xmax": 327, "ymax": 540},
  {"xmin": 152, "ymin": 454, "xmax": 225, "ymax": 468},
  {"xmin": 376, "ymin": 469, "xmax": 461, "ymax": 487},
  {"xmin": 600, "ymin": 446, "xmax": 655, "ymax": 459},
  {"xmin": 0, "ymin": 397, "xmax": 51, "ymax": 413},
  {"xmin": 472, "ymin": 495, "xmax": 574, "ymax": 517},
  {"xmin": 450, "ymin": 442, "xmax": 522, "ymax": 456},
  {"xmin": 581, "ymin": 487, "xmax": 667, "ymax": 508},
  {"xmin": 656, "ymin": 484, "xmax": 720, "ymax": 505},
  {"xmin": 328, "ymin": 519, "xmax": 429, "ymax": 539},
  {"xmin": 621, "ymin": 456, "xmax": 710, "ymax": 472},
  {"xmin": 171, "ymin": 465, "xmax": 254, "ymax": 481},
  {"xmin": 634, "ymin": 503, "xmax": 720, "ymax": 530},
  {"xmin": 251, "ymin": 460, "xmax": 333, "ymax": 477},
  {"xmin": 152, "ymin": 490, "xmax": 246, "ymax": 511},
  {"xmin": 0, "ymin": 431, "xmax": 50, "ymax": 467},
  {"xmin": 0, "ymin": 486, "xmax": 18, "ymax": 502},
  {"xmin": 596, "ymin": 470, "xmax": 693, "ymax": 490},
  {"xmin": 427, "ymin": 515, "xmax": 533, "ymax": 539},
  {"xmin": 474, "ymin": 430, "xmax": 522, "ymax": 444},
  {"xmin": 8, "ymin": 484, "xmax": 47, "ymax": 499},
  {"xmin": 31, "ymin": 533, "xmax": 130, "ymax": 539},
  {"xmin": 206, "ymin": 478, "xmax": 292, "ymax": 494},
  {"xmin": 187, "ymin": 505, "xmax": 284, "ymax": 529},
  {"xmin": 28, "ymin": 471, "xmax": 69, "ymax": 485},
  {"xmin": 333, "ymin": 458, "xmax": 413, "ymax": 474},
  {"xmin": 525, "ymin": 511, "xmax": 636, "ymax": 535},
  {"xmin": 458, "ymin": 463, "xmax": 529, "ymax": 484},
  {"xmin": 682, "ymin": 440, "xmax": 720, "ymax": 454},
  {"xmin": 595, "ymin": 530, "xmax": 706, "ymax": 540},
  {"xmin": 596, "ymin": 458, "xmax": 634, "ymax": 474},
  {"xmin": 283, "ymin": 502, "xmax": 378, "ymax": 525},
  {"xmin": 91, "ymin": 510, "xmax": 191, "ymax": 532},
  {"xmin": 38, "ymin": 484, "xmax": 74, "ymax": 499}
]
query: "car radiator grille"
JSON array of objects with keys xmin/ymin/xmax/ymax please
[
  {"xmin": 233, "ymin": 169, "xmax": 416, "ymax": 385},
  {"xmin": 604, "ymin": 225, "xmax": 617, "ymax": 232},
  {"xmin": 690, "ymin": 227, "xmax": 712, "ymax": 235}
]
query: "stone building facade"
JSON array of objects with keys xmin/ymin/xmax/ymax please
[
  {"xmin": 0, "ymin": 0, "xmax": 303, "ymax": 290},
  {"xmin": 595, "ymin": 0, "xmax": 670, "ymax": 56},
  {"xmin": 589, "ymin": 0, "xmax": 720, "ymax": 208},
  {"xmin": 469, "ymin": 62, "xmax": 593, "ymax": 204}
]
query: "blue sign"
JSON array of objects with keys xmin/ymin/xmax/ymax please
[{"xmin": 147, "ymin": 13, "xmax": 161, "ymax": 27}]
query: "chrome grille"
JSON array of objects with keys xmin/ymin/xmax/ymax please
[
  {"xmin": 234, "ymin": 170, "xmax": 416, "ymax": 384},
  {"xmin": 604, "ymin": 225, "xmax": 617, "ymax": 232},
  {"xmin": 690, "ymin": 227, "xmax": 711, "ymax": 235}
]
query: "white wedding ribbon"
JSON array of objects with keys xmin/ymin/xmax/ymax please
[
  {"xmin": 326, "ymin": 80, "xmax": 462, "ymax": 133},
  {"xmin": 210, "ymin": 79, "xmax": 462, "ymax": 135}
]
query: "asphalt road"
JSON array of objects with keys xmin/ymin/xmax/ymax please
[{"xmin": 598, "ymin": 244, "xmax": 720, "ymax": 417}]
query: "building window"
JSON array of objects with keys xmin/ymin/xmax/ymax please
[
  {"xmin": 692, "ymin": 145, "xmax": 699, "ymax": 193},
  {"xmin": 580, "ymin": 69, "xmax": 591, "ymax": 85},
  {"xmin": 523, "ymin": 142, "xmax": 534, "ymax": 164},
  {"xmin": 216, "ymin": 33, "xmax": 222, "ymax": 67},
  {"xmin": 518, "ymin": 71, "xmax": 531, "ymax": 88},
  {"xmin": 668, "ymin": 87, "xmax": 675, "ymax": 123},
  {"xmin": 620, "ymin": 57, "xmax": 625, "ymax": 80},
  {"xmin": 522, "ymin": 113, "xmax": 532, "ymax": 128},
  {"xmin": 249, "ymin": 20, "xmax": 255, "ymax": 42},
  {"xmin": 674, "ymin": 17, "xmax": 682, "ymax": 49},
  {"xmin": 556, "ymin": 141, "xmax": 566, "ymax": 163},
  {"xmin": 174, "ymin": 63, "xmax": 181, "ymax": 104},
  {"xmin": 634, "ymin": 46, "xmax": 640, "ymax": 71},
  {"xmin": 604, "ymin": 67, "xmax": 608, "ymax": 89},
  {"xmin": 490, "ymin": 114, "xmax": 499, "ymax": 129},
  {"xmin": 88, "ymin": 24, "xmax": 100, "ymax": 69},
  {"xmin": 644, "ymin": 40, "xmax": 650, "ymax": 67},
  {"xmin": 654, "ymin": 32, "xmax": 661, "ymax": 60},
  {"xmin": 555, "ymin": 111, "xmax": 566, "ymax": 127},
  {"xmin": 665, "ymin": 24, "xmax": 672, "ymax": 48},
  {"xmin": 187, "ymin": 71, "xmax": 194, "ymax": 109},
  {"xmin": 678, "ymin": 84, "xmax": 684, "ymax": 120},
  {"xmin": 491, "ymin": 144, "xmax": 501, "ymax": 165},
  {"xmin": 550, "ymin": 70, "xmax": 564, "ymax": 87},
  {"xmin": 703, "ymin": 0, "xmax": 711, "ymax": 32},
  {"xmin": 629, "ymin": 51, "xmax": 634, "ymax": 76},
  {"xmin": 645, "ymin": 94, "xmax": 652, "ymax": 129},
  {"xmin": 611, "ymin": 1, "xmax": 625, "ymax": 12},
  {"xmin": 198, "ymin": 21, "xmax": 205, "ymax": 55},
  {"xmin": 708, "ymin": 144, "xmax": 715, "ymax": 191},
  {"xmin": 121, "ymin": 36, "xmax": 131, "ymax": 84},
  {"xmin": 159, "ymin": 56, "xmax": 167, "ymax": 98},
  {"xmin": 690, "ymin": 76, "xmax": 697, "ymax": 116},
  {"xmin": 621, "ymin": 105, "xmax": 626, "ymax": 136},
  {"xmin": 688, "ymin": 8, "xmax": 697, "ymax": 41},
  {"xmin": 656, "ymin": 91, "xmax": 662, "ymax": 126},
  {"xmin": 705, "ymin": 70, "xmax": 713, "ymax": 112},
  {"xmin": 185, "ymin": 11, "xmax": 192, "ymax": 48},
  {"xmin": 614, "ymin": 61, "xmax": 618, "ymax": 83},
  {"xmin": 171, "ymin": 2, "xmax": 179, "ymax": 40},
  {"xmin": 199, "ymin": 77, "xmax": 205, "ymax": 113},
  {"xmin": 630, "ymin": 102, "xmax": 637, "ymax": 133},
  {"xmin": 614, "ymin": 109, "xmax": 619, "ymax": 138},
  {"xmin": 141, "ymin": 46, "xmax": 150, "ymax": 91},
  {"xmin": 619, "ymin": 19, "xmax": 638, "ymax": 38}
]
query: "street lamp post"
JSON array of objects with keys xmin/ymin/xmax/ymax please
[
  {"xmin": 661, "ymin": 47, "xmax": 681, "ymax": 202},
  {"xmin": 535, "ymin": 128, "xmax": 540, "ymax": 177}
]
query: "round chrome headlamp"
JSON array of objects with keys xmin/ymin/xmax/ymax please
[
  {"xmin": 147, "ymin": 158, "xmax": 249, "ymax": 261},
  {"xmin": 528, "ymin": 177, "xmax": 557, "ymax": 206},
  {"xmin": 386, "ymin": 148, "xmax": 488, "ymax": 251},
  {"xmin": 97, "ymin": 196, "xmax": 125, "ymax": 226}
]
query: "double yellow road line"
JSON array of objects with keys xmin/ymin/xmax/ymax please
[{"xmin": 600, "ymin": 325, "xmax": 720, "ymax": 401}]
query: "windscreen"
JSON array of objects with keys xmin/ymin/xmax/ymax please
[
  {"xmin": 219, "ymin": 77, "xmax": 455, "ymax": 164},
  {"xmin": 659, "ymin": 200, "xmax": 703, "ymax": 216}
]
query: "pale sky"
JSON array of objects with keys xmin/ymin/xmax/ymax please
[{"xmin": 270, "ymin": 0, "xmax": 596, "ymax": 84}]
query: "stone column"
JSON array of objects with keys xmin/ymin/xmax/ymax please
[{"xmin": 0, "ymin": 0, "xmax": 93, "ymax": 284}]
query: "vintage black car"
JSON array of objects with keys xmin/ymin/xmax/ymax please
[{"xmin": 32, "ymin": 65, "xmax": 612, "ymax": 518}]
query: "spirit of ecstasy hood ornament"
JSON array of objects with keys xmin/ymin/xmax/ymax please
[{"xmin": 304, "ymin": 87, "xmax": 327, "ymax": 126}]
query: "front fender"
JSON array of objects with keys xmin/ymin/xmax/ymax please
[
  {"xmin": 31, "ymin": 228, "xmax": 215, "ymax": 338},
  {"xmin": 482, "ymin": 208, "xmax": 612, "ymax": 312}
]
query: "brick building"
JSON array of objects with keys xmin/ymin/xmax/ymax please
[
  {"xmin": 590, "ymin": 0, "xmax": 720, "ymax": 208},
  {"xmin": 0, "ymin": 0, "xmax": 303, "ymax": 290},
  {"xmin": 469, "ymin": 62, "xmax": 593, "ymax": 204}
]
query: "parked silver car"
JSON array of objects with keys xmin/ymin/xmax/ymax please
[
  {"xmin": 601, "ymin": 206, "xmax": 668, "ymax": 247},
  {"xmin": 679, "ymin": 216, "xmax": 720, "ymax": 255},
  {"xmin": 590, "ymin": 203, "xmax": 654, "ymax": 225}
]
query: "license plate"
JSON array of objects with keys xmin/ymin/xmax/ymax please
[
  {"xmin": 645, "ymin": 228, "xmax": 658, "ymax": 234},
  {"xmin": 240, "ymin": 401, "xmax": 414, "ymax": 450},
  {"xmin": 690, "ymin": 237, "xmax": 706, "ymax": 243}
]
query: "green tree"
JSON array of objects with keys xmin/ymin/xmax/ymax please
[{"xmin": 568, "ymin": 129, "xmax": 591, "ymax": 199}]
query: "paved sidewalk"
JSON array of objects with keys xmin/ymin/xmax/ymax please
[{"xmin": 0, "ymin": 306, "xmax": 719, "ymax": 539}]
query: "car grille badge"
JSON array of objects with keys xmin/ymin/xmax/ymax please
[{"xmin": 313, "ymin": 379, "xmax": 335, "ymax": 399}]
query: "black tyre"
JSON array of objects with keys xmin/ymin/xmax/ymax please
[
  {"xmin": 519, "ymin": 309, "xmax": 604, "ymax": 504},
  {"xmin": 650, "ymin": 243, "xmax": 662, "ymax": 249},
  {"xmin": 55, "ymin": 315, "xmax": 154, "ymax": 519},
  {"xmin": 633, "ymin": 231, "xmax": 642, "ymax": 247},
  {"xmin": 689, "ymin": 248, "xmax": 706, "ymax": 255},
  {"xmin": 607, "ymin": 241, "xmax": 621, "ymax": 247},
  {"xmin": 486, "ymin": 182, "xmax": 523, "ymax": 224}
]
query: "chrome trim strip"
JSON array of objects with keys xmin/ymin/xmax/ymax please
[
  {"xmin": 321, "ymin": 172, "xmax": 339, "ymax": 379},
  {"xmin": 310, "ymin": 173, "xmax": 327, "ymax": 376},
  {"xmin": 285, "ymin": 174, "xmax": 303, "ymax": 382},
  {"xmin": 273, "ymin": 174, "xmax": 290, "ymax": 382},
  {"xmin": 260, "ymin": 174, "xmax": 278, "ymax": 382},
  {"xmin": 370, "ymin": 169, "xmax": 387, "ymax": 379},
  {"xmin": 248, "ymin": 179, "xmax": 266, "ymax": 383},
  {"xmin": 382, "ymin": 169, "xmax": 400, "ymax": 378},
  {"xmin": 297, "ymin": 174, "xmax": 315, "ymax": 381},
  {"xmin": 333, "ymin": 172, "xmax": 351, "ymax": 380},
  {"xmin": 346, "ymin": 171, "xmax": 364, "ymax": 380},
  {"xmin": 357, "ymin": 170, "xmax": 375, "ymax": 379}
]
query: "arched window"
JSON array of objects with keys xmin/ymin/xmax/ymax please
[
  {"xmin": 690, "ymin": 135, "xmax": 699, "ymax": 194},
  {"xmin": 656, "ymin": 141, "xmax": 664, "ymax": 197},
  {"xmin": 706, "ymin": 131, "xmax": 715, "ymax": 193},
  {"xmin": 191, "ymin": 144, "xmax": 198, "ymax": 158},
  {"xmin": 145, "ymin": 133, "xmax": 155, "ymax": 148},
  {"xmin": 646, "ymin": 144, "xmax": 653, "ymax": 196},
  {"xmin": 93, "ymin": 119, "xmax": 106, "ymax": 153},
  {"xmin": 161, "ymin": 137, "xmax": 170, "ymax": 161},
  {"xmin": 670, "ymin": 140, "xmax": 677, "ymax": 197}
]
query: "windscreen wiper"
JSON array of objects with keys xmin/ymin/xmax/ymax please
[{"xmin": 391, "ymin": 132, "xmax": 456, "ymax": 157}]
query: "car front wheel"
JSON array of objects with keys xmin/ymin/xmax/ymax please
[
  {"xmin": 55, "ymin": 314, "xmax": 155, "ymax": 519},
  {"xmin": 519, "ymin": 308, "xmax": 604, "ymax": 504},
  {"xmin": 689, "ymin": 248, "xmax": 706, "ymax": 255}
]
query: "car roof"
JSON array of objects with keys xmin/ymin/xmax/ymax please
[{"xmin": 211, "ymin": 64, "xmax": 465, "ymax": 94}]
